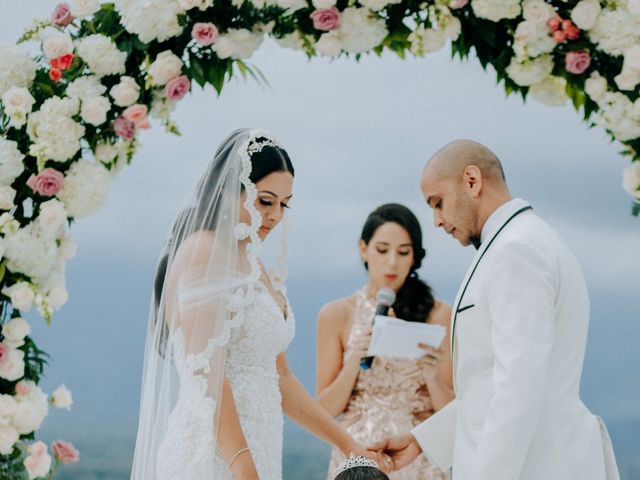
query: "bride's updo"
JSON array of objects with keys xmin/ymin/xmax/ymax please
[{"xmin": 360, "ymin": 203, "xmax": 435, "ymax": 324}]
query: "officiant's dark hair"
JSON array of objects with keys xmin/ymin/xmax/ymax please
[
  {"xmin": 335, "ymin": 466, "xmax": 390, "ymax": 480},
  {"xmin": 360, "ymin": 203, "xmax": 435, "ymax": 324}
]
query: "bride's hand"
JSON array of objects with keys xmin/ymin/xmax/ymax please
[{"xmin": 347, "ymin": 442, "xmax": 393, "ymax": 473}]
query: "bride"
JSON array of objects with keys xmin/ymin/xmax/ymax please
[{"xmin": 130, "ymin": 129, "xmax": 382, "ymax": 479}]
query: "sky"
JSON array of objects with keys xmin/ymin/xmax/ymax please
[{"xmin": 2, "ymin": 1, "xmax": 640, "ymax": 478}]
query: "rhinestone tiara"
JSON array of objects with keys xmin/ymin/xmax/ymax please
[
  {"xmin": 334, "ymin": 453, "xmax": 380, "ymax": 476},
  {"xmin": 247, "ymin": 138, "xmax": 279, "ymax": 156}
]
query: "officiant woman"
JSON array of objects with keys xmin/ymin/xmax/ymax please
[{"xmin": 316, "ymin": 203, "xmax": 454, "ymax": 480}]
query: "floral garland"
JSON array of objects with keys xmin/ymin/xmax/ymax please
[{"xmin": 0, "ymin": 0, "xmax": 639, "ymax": 476}]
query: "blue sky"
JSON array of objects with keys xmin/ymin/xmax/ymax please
[{"xmin": 2, "ymin": 1, "xmax": 640, "ymax": 477}]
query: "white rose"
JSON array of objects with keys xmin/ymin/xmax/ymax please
[
  {"xmin": 178, "ymin": 0, "xmax": 199, "ymax": 8},
  {"xmin": 315, "ymin": 31, "xmax": 342, "ymax": 57},
  {"xmin": 523, "ymin": 0, "xmax": 556, "ymax": 23},
  {"xmin": 76, "ymin": 34, "xmax": 127, "ymax": 78},
  {"xmin": 312, "ymin": 0, "xmax": 336, "ymax": 7},
  {"xmin": 0, "ymin": 213, "xmax": 19, "ymax": 235},
  {"xmin": 359, "ymin": 0, "xmax": 401, "ymax": 11},
  {"xmin": 212, "ymin": 29, "xmax": 264, "ymax": 60},
  {"xmin": 623, "ymin": 162, "xmax": 640, "ymax": 199},
  {"xmin": 472, "ymin": 0, "xmax": 521, "ymax": 22},
  {"xmin": 66, "ymin": 76, "xmax": 106, "ymax": 100},
  {"xmin": 1, "ymin": 317, "xmax": 31, "ymax": 349},
  {"xmin": 38, "ymin": 199, "xmax": 68, "ymax": 237},
  {"xmin": 148, "ymin": 51, "xmax": 183, "ymax": 86},
  {"xmin": 506, "ymin": 54, "xmax": 554, "ymax": 86},
  {"xmin": 42, "ymin": 32, "xmax": 74, "ymax": 59},
  {"xmin": 58, "ymin": 233, "xmax": 77, "ymax": 260},
  {"xmin": 0, "ymin": 395, "xmax": 18, "ymax": 425},
  {"xmin": 0, "ymin": 44, "xmax": 38, "ymax": 97},
  {"xmin": 48, "ymin": 285, "xmax": 69, "ymax": 310},
  {"xmin": 13, "ymin": 389, "xmax": 48, "ymax": 435},
  {"xmin": 444, "ymin": 17, "xmax": 462, "ymax": 41},
  {"xmin": 0, "ymin": 347, "xmax": 24, "ymax": 382},
  {"xmin": 51, "ymin": 385, "xmax": 73, "ymax": 410},
  {"xmin": 589, "ymin": 10, "xmax": 640, "ymax": 57},
  {"xmin": 2, "ymin": 86, "xmax": 36, "ymax": 128},
  {"xmin": 585, "ymin": 72, "xmax": 607, "ymax": 101},
  {"xmin": 80, "ymin": 96, "xmax": 111, "ymax": 126},
  {"xmin": 0, "ymin": 425, "xmax": 19, "ymax": 455},
  {"xmin": 276, "ymin": 32, "xmax": 307, "ymax": 52},
  {"xmin": 94, "ymin": 142, "xmax": 119, "ymax": 163},
  {"xmin": 109, "ymin": 76, "xmax": 140, "ymax": 107},
  {"xmin": 0, "ymin": 186, "xmax": 16, "ymax": 210},
  {"xmin": 23, "ymin": 441, "xmax": 52, "ymax": 479},
  {"xmin": 623, "ymin": 45, "xmax": 640, "ymax": 72},
  {"xmin": 571, "ymin": 0, "xmax": 601, "ymax": 31},
  {"xmin": 2, "ymin": 283, "xmax": 35, "ymax": 312},
  {"xmin": 530, "ymin": 76, "xmax": 568, "ymax": 106},
  {"xmin": 71, "ymin": 0, "xmax": 101, "ymax": 17},
  {"xmin": 0, "ymin": 138, "xmax": 25, "ymax": 186},
  {"xmin": 614, "ymin": 68, "xmax": 640, "ymax": 91},
  {"xmin": 338, "ymin": 8, "xmax": 388, "ymax": 54}
]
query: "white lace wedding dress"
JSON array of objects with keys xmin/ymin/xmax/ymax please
[{"xmin": 156, "ymin": 281, "xmax": 295, "ymax": 480}]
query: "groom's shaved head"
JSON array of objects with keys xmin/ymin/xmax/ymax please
[{"xmin": 424, "ymin": 139, "xmax": 506, "ymax": 185}]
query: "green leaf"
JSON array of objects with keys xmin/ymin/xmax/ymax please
[{"xmin": 189, "ymin": 55, "xmax": 207, "ymax": 88}]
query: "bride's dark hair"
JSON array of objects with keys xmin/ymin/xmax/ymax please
[
  {"xmin": 360, "ymin": 203, "xmax": 435, "ymax": 324},
  {"xmin": 153, "ymin": 131, "xmax": 294, "ymax": 355},
  {"xmin": 335, "ymin": 466, "xmax": 390, "ymax": 480}
]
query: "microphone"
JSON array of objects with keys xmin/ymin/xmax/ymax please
[{"xmin": 359, "ymin": 287, "xmax": 396, "ymax": 370}]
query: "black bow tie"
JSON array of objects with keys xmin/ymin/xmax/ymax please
[{"xmin": 471, "ymin": 236, "xmax": 482, "ymax": 250}]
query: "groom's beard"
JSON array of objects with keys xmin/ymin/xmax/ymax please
[{"xmin": 470, "ymin": 236, "xmax": 481, "ymax": 250}]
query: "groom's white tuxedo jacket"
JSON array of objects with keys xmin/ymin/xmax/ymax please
[{"xmin": 412, "ymin": 199, "xmax": 619, "ymax": 480}]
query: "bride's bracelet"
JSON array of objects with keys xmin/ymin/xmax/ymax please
[{"xmin": 228, "ymin": 447, "xmax": 250, "ymax": 469}]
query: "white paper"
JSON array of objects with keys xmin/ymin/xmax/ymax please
[{"xmin": 367, "ymin": 315, "xmax": 446, "ymax": 359}]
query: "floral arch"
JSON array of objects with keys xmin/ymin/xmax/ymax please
[{"xmin": 0, "ymin": 0, "xmax": 639, "ymax": 476}]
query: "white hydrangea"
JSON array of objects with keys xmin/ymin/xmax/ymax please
[
  {"xmin": 117, "ymin": 0, "xmax": 184, "ymax": 43},
  {"xmin": 0, "ymin": 186, "xmax": 16, "ymax": 210},
  {"xmin": 80, "ymin": 95, "xmax": 111, "ymax": 126},
  {"xmin": 276, "ymin": 31, "xmax": 309, "ymax": 52},
  {"xmin": 585, "ymin": 71, "xmax": 608, "ymax": 101},
  {"xmin": 530, "ymin": 76, "xmax": 568, "ymax": 106},
  {"xmin": 590, "ymin": 9, "xmax": 640, "ymax": 57},
  {"xmin": 0, "ymin": 346, "xmax": 24, "ymax": 382},
  {"xmin": 27, "ymin": 97, "xmax": 85, "ymax": 162},
  {"xmin": 269, "ymin": 0, "xmax": 307, "ymax": 11},
  {"xmin": 0, "ymin": 43, "xmax": 37, "ymax": 97},
  {"xmin": 0, "ymin": 213, "xmax": 20, "ymax": 236},
  {"xmin": 3, "ymin": 223, "xmax": 59, "ymax": 283},
  {"xmin": 109, "ymin": 76, "xmax": 140, "ymax": 107},
  {"xmin": 513, "ymin": 20, "xmax": 556, "ymax": 59},
  {"xmin": 71, "ymin": 0, "xmax": 101, "ymax": 17},
  {"xmin": 622, "ymin": 162, "xmax": 640, "ymax": 199},
  {"xmin": 505, "ymin": 54, "xmax": 554, "ymax": 87},
  {"xmin": 213, "ymin": 29, "xmax": 264, "ymax": 60},
  {"xmin": 12, "ymin": 382, "xmax": 48, "ymax": 435},
  {"xmin": 594, "ymin": 92, "xmax": 640, "ymax": 141},
  {"xmin": 1, "ymin": 86, "xmax": 36, "ymax": 129},
  {"xmin": 622, "ymin": 45, "xmax": 640, "ymax": 75},
  {"xmin": 57, "ymin": 160, "xmax": 111, "ymax": 219},
  {"xmin": 0, "ymin": 138, "xmax": 25, "ymax": 186},
  {"xmin": 38, "ymin": 199, "xmax": 68, "ymax": 238},
  {"xmin": 472, "ymin": 0, "xmax": 521, "ymax": 22},
  {"xmin": 0, "ymin": 317, "xmax": 31, "ymax": 349},
  {"xmin": 42, "ymin": 32, "xmax": 74, "ymax": 60},
  {"xmin": 571, "ymin": 0, "xmax": 601, "ymax": 31},
  {"xmin": 0, "ymin": 425, "xmax": 19, "ymax": 456},
  {"xmin": 1, "ymin": 282, "xmax": 35, "ymax": 312},
  {"xmin": 315, "ymin": 31, "xmax": 342, "ymax": 57},
  {"xmin": 178, "ymin": 0, "xmax": 214, "ymax": 9},
  {"xmin": 336, "ymin": 8, "xmax": 388, "ymax": 54},
  {"xmin": 409, "ymin": 26, "xmax": 447, "ymax": 56},
  {"xmin": 614, "ymin": 68, "xmax": 640, "ymax": 91},
  {"xmin": 76, "ymin": 34, "xmax": 127, "ymax": 78},
  {"xmin": 66, "ymin": 76, "xmax": 106, "ymax": 100}
]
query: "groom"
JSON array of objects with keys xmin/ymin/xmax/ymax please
[{"xmin": 372, "ymin": 140, "xmax": 619, "ymax": 479}]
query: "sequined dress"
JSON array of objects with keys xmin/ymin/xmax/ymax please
[{"xmin": 326, "ymin": 288, "xmax": 448, "ymax": 480}]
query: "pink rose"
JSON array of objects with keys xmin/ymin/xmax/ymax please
[
  {"xmin": 52, "ymin": 3, "xmax": 74, "ymax": 26},
  {"xmin": 192, "ymin": 22, "xmax": 219, "ymax": 46},
  {"xmin": 24, "ymin": 441, "xmax": 52, "ymax": 479},
  {"xmin": 548, "ymin": 15, "xmax": 562, "ymax": 32},
  {"xmin": 164, "ymin": 75, "xmax": 191, "ymax": 101},
  {"xmin": 310, "ymin": 7, "xmax": 341, "ymax": 31},
  {"xmin": 449, "ymin": 0, "xmax": 468, "ymax": 8},
  {"xmin": 122, "ymin": 104, "xmax": 150, "ymax": 129},
  {"xmin": 562, "ymin": 19, "xmax": 580, "ymax": 40},
  {"xmin": 0, "ymin": 344, "xmax": 8, "ymax": 364},
  {"xmin": 113, "ymin": 116, "xmax": 136, "ymax": 140},
  {"xmin": 15, "ymin": 381, "xmax": 30, "ymax": 396},
  {"xmin": 565, "ymin": 50, "xmax": 591, "ymax": 74},
  {"xmin": 26, "ymin": 168, "xmax": 64, "ymax": 197},
  {"xmin": 51, "ymin": 440, "xmax": 79, "ymax": 464},
  {"xmin": 553, "ymin": 30, "xmax": 567, "ymax": 43}
]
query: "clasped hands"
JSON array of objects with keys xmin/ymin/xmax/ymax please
[{"xmin": 364, "ymin": 433, "xmax": 422, "ymax": 473}]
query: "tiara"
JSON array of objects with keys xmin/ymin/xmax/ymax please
[
  {"xmin": 335, "ymin": 453, "xmax": 380, "ymax": 476},
  {"xmin": 247, "ymin": 138, "xmax": 279, "ymax": 156}
]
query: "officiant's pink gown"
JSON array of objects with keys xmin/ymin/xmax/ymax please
[{"xmin": 326, "ymin": 288, "xmax": 448, "ymax": 480}]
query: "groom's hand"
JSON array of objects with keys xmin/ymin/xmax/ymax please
[{"xmin": 368, "ymin": 433, "xmax": 422, "ymax": 472}]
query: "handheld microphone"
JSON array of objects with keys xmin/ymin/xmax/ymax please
[{"xmin": 359, "ymin": 287, "xmax": 396, "ymax": 370}]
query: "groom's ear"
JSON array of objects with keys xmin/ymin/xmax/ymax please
[{"xmin": 462, "ymin": 165, "xmax": 482, "ymax": 197}]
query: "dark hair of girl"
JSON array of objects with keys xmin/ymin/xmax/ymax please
[
  {"xmin": 360, "ymin": 203, "xmax": 435, "ymax": 324},
  {"xmin": 335, "ymin": 466, "xmax": 390, "ymax": 480}
]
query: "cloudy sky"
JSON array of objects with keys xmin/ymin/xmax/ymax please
[{"xmin": 2, "ymin": 1, "xmax": 639, "ymax": 477}]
